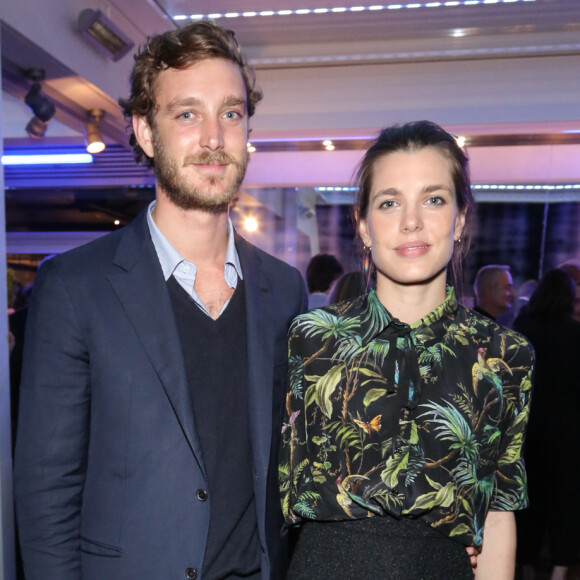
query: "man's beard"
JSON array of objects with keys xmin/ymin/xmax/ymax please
[{"xmin": 152, "ymin": 129, "xmax": 249, "ymax": 213}]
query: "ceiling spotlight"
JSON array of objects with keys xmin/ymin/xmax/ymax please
[
  {"xmin": 24, "ymin": 69, "xmax": 55, "ymax": 139},
  {"xmin": 85, "ymin": 109, "xmax": 106, "ymax": 154},
  {"xmin": 243, "ymin": 216, "xmax": 259, "ymax": 232},
  {"xmin": 25, "ymin": 116, "xmax": 49, "ymax": 139}
]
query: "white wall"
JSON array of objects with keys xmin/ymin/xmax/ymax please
[
  {"xmin": 252, "ymin": 54, "xmax": 580, "ymax": 137},
  {"xmin": 244, "ymin": 144, "xmax": 580, "ymax": 188}
]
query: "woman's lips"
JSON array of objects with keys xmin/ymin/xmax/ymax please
[{"xmin": 394, "ymin": 242, "xmax": 431, "ymax": 257}]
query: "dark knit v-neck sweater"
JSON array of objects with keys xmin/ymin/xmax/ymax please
[{"xmin": 167, "ymin": 276, "xmax": 260, "ymax": 578}]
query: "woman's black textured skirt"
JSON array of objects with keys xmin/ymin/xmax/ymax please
[{"xmin": 287, "ymin": 516, "xmax": 473, "ymax": 579}]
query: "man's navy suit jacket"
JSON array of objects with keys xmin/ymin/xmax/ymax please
[{"xmin": 14, "ymin": 211, "xmax": 307, "ymax": 580}]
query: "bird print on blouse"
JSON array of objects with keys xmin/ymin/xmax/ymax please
[{"xmin": 279, "ymin": 287, "xmax": 533, "ymax": 549}]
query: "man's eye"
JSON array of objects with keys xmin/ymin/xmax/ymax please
[
  {"xmin": 224, "ymin": 111, "xmax": 241, "ymax": 120},
  {"xmin": 180, "ymin": 112, "xmax": 193, "ymax": 120}
]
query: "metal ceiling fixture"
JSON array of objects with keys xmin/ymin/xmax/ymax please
[
  {"xmin": 85, "ymin": 109, "xmax": 106, "ymax": 154},
  {"xmin": 24, "ymin": 68, "xmax": 55, "ymax": 139}
]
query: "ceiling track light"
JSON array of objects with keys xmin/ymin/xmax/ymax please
[
  {"xmin": 24, "ymin": 68, "xmax": 55, "ymax": 139},
  {"xmin": 85, "ymin": 109, "xmax": 106, "ymax": 154}
]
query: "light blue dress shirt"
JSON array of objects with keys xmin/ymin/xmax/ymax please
[{"xmin": 146, "ymin": 201, "xmax": 243, "ymax": 319}]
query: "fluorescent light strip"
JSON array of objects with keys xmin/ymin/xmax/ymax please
[
  {"xmin": 2, "ymin": 154, "xmax": 94, "ymax": 165},
  {"xmin": 173, "ymin": 0, "xmax": 535, "ymax": 20},
  {"xmin": 473, "ymin": 184, "xmax": 580, "ymax": 191},
  {"xmin": 316, "ymin": 183, "xmax": 580, "ymax": 192}
]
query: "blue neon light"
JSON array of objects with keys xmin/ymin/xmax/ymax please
[{"xmin": 1, "ymin": 153, "xmax": 94, "ymax": 165}]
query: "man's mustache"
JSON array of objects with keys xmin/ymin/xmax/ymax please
[{"xmin": 183, "ymin": 151, "xmax": 239, "ymax": 166}]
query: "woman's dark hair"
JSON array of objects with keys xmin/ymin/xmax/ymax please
[
  {"xmin": 526, "ymin": 268, "xmax": 575, "ymax": 317},
  {"xmin": 353, "ymin": 120, "xmax": 475, "ymax": 291},
  {"xmin": 119, "ymin": 20, "xmax": 262, "ymax": 168}
]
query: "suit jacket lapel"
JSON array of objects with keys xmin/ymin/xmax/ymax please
[
  {"xmin": 107, "ymin": 213, "xmax": 207, "ymax": 477},
  {"xmin": 236, "ymin": 235, "xmax": 276, "ymax": 489}
]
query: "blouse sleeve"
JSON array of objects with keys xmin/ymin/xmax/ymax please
[
  {"xmin": 279, "ymin": 316, "xmax": 313, "ymax": 526},
  {"xmin": 490, "ymin": 331, "xmax": 535, "ymax": 511}
]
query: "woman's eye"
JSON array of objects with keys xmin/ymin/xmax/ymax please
[
  {"xmin": 379, "ymin": 200, "xmax": 396, "ymax": 209},
  {"xmin": 427, "ymin": 196, "xmax": 444, "ymax": 205}
]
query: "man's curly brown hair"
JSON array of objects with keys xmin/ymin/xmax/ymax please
[{"xmin": 119, "ymin": 20, "xmax": 263, "ymax": 168}]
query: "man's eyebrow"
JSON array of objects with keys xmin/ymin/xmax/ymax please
[
  {"xmin": 223, "ymin": 96, "xmax": 246, "ymax": 108},
  {"xmin": 166, "ymin": 97, "xmax": 202, "ymax": 113},
  {"xmin": 164, "ymin": 96, "xmax": 246, "ymax": 113}
]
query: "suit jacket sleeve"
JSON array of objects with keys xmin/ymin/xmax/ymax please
[{"xmin": 14, "ymin": 257, "xmax": 90, "ymax": 580}]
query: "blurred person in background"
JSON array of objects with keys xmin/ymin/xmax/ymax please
[
  {"xmin": 558, "ymin": 259, "xmax": 580, "ymax": 322},
  {"xmin": 473, "ymin": 264, "xmax": 515, "ymax": 321},
  {"xmin": 514, "ymin": 268, "xmax": 580, "ymax": 580},
  {"xmin": 306, "ymin": 253, "xmax": 344, "ymax": 309},
  {"xmin": 498, "ymin": 278, "xmax": 538, "ymax": 329}
]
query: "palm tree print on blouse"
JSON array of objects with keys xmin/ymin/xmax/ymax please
[{"xmin": 279, "ymin": 287, "xmax": 533, "ymax": 549}]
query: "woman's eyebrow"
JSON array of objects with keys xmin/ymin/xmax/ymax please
[{"xmin": 422, "ymin": 184, "xmax": 452, "ymax": 194}]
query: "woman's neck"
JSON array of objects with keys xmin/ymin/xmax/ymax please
[{"xmin": 375, "ymin": 275, "xmax": 448, "ymax": 325}]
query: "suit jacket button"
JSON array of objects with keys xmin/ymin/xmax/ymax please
[
  {"xmin": 185, "ymin": 568, "xmax": 198, "ymax": 579},
  {"xmin": 196, "ymin": 489, "xmax": 208, "ymax": 501}
]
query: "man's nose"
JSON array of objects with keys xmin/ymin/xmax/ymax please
[{"xmin": 199, "ymin": 117, "xmax": 224, "ymax": 151}]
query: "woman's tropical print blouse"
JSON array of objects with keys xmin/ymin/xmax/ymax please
[{"xmin": 279, "ymin": 287, "xmax": 533, "ymax": 549}]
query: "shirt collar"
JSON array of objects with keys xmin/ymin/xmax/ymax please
[
  {"xmin": 359, "ymin": 286, "xmax": 458, "ymax": 346},
  {"xmin": 146, "ymin": 200, "xmax": 243, "ymax": 281}
]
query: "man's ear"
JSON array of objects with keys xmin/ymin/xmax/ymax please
[{"xmin": 132, "ymin": 115, "xmax": 154, "ymax": 159}]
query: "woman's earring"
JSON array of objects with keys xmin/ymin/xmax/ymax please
[{"xmin": 363, "ymin": 244, "xmax": 372, "ymax": 279}]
